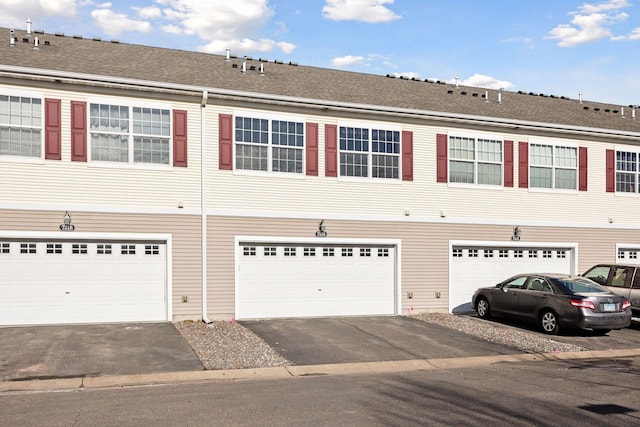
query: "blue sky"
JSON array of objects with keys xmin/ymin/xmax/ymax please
[{"xmin": 1, "ymin": 0, "xmax": 640, "ymax": 106}]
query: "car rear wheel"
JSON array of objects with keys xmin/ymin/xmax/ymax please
[
  {"xmin": 476, "ymin": 297, "xmax": 491, "ymax": 319},
  {"xmin": 539, "ymin": 310, "xmax": 559, "ymax": 335}
]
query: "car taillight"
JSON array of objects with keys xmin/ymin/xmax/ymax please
[
  {"xmin": 622, "ymin": 300, "xmax": 631, "ymax": 310},
  {"xmin": 570, "ymin": 299, "xmax": 595, "ymax": 310}
]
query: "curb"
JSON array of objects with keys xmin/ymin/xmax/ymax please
[{"xmin": 2, "ymin": 348, "xmax": 640, "ymax": 394}]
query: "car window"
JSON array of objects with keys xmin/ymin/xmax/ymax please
[
  {"xmin": 503, "ymin": 276, "xmax": 528, "ymax": 289},
  {"xmin": 583, "ymin": 266, "xmax": 611, "ymax": 286},
  {"xmin": 610, "ymin": 267, "xmax": 632, "ymax": 289},
  {"xmin": 528, "ymin": 278, "xmax": 553, "ymax": 293},
  {"xmin": 558, "ymin": 277, "xmax": 609, "ymax": 294}
]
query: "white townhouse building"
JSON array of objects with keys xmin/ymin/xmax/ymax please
[{"xmin": 1, "ymin": 25, "xmax": 640, "ymax": 326}]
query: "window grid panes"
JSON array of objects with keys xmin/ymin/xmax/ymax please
[
  {"xmin": 323, "ymin": 247, "xmax": 335, "ymax": 257},
  {"xmin": 449, "ymin": 136, "xmax": 502, "ymax": 185},
  {"xmin": 1, "ymin": 242, "xmax": 9, "ymax": 254},
  {"xmin": 616, "ymin": 151, "xmax": 639, "ymax": 193},
  {"xmin": 90, "ymin": 103, "xmax": 171, "ymax": 165},
  {"xmin": 0, "ymin": 95, "xmax": 42, "ymax": 158},
  {"xmin": 235, "ymin": 117, "xmax": 304, "ymax": 173},
  {"xmin": 530, "ymin": 143, "xmax": 577, "ymax": 189},
  {"xmin": 72, "ymin": 243, "xmax": 88, "ymax": 254},
  {"xmin": 46, "ymin": 243, "xmax": 62, "ymax": 254},
  {"xmin": 339, "ymin": 126, "xmax": 400, "ymax": 179}
]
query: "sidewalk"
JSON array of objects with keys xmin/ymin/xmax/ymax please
[{"xmin": 3, "ymin": 347, "xmax": 640, "ymax": 394}]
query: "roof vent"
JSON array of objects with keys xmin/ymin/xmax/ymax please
[
  {"xmin": 288, "ymin": 61, "xmax": 298, "ymax": 66},
  {"xmin": 92, "ymin": 36, "xmax": 101, "ymax": 41},
  {"xmin": 259, "ymin": 63, "xmax": 265, "ymax": 76},
  {"xmin": 594, "ymin": 107, "xmax": 600, "ymax": 111},
  {"xmin": 73, "ymin": 34, "xmax": 82, "ymax": 39},
  {"xmin": 225, "ymin": 47, "xmax": 230, "ymax": 61},
  {"xmin": 274, "ymin": 59, "xmax": 283, "ymax": 64},
  {"xmin": 231, "ymin": 63, "xmax": 238, "ymax": 68},
  {"xmin": 26, "ymin": 18, "xmax": 32, "ymax": 34},
  {"xmin": 447, "ymin": 90, "xmax": 453, "ymax": 94},
  {"xmin": 460, "ymin": 91, "xmax": 467, "ymax": 95},
  {"xmin": 34, "ymin": 29, "xmax": 44, "ymax": 34},
  {"xmin": 472, "ymin": 93, "xmax": 478, "ymax": 97},
  {"xmin": 54, "ymin": 32, "xmax": 64, "ymax": 37},
  {"xmin": 583, "ymin": 106, "xmax": 589, "ymax": 110},
  {"xmin": 9, "ymin": 28, "xmax": 15, "ymax": 47},
  {"xmin": 110, "ymin": 39, "xmax": 119, "ymax": 44},
  {"xmin": 605, "ymin": 109, "xmax": 611, "ymax": 113},
  {"xmin": 44, "ymin": 40, "xmax": 50, "ymax": 46}
]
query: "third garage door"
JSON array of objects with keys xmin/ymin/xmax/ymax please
[{"xmin": 449, "ymin": 243, "xmax": 576, "ymax": 313}]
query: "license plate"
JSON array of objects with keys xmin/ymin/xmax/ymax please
[{"xmin": 603, "ymin": 303, "xmax": 616, "ymax": 312}]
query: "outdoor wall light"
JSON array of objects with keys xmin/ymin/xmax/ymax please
[
  {"xmin": 511, "ymin": 226, "xmax": 521, "ymax": 241},
  {"xmin": 315, "ymin": 219, "xmax": 327, "ymax": 237}
]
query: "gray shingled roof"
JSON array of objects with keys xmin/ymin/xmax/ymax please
[{"xmin": 2, "ymin": 27, "xmax": 640, "ymax": 136}]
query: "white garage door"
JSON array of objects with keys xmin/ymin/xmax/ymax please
[
  {"xmin": 236, "ymin": 241, "xmax": 397, "ymax": 319},
  {"xmin": 0, "ymin": 239, "xmax": 167, "ymax": 326},
  {"xmin": 449, "ymin": 243, "xmax": 575, "ymax": 313}
]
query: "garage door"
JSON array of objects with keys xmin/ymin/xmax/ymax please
[
  {"xmin": 0, "ymin": 239, "xmax": 167, "ymax": 326},
  {"xmin": 449, "ymin": 243, "xmax": 576, "ymax": 313},
  {"xmin": 236, "ymin": 241, "xmax": 397, "ymax": 319}
]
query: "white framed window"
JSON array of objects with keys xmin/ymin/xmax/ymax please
[
  {"xmin": 89, "ymin": 99, "xmax": 171, "ymax": 165},
  {"xmin": 529, "ymin": 143, "xmax": 577, "ymax": 190},
  {"xmin": 339, "ymin": 125, "xmax": 400, "ymax": 179},
  {"xmin": 448, "ymin": 135, "xmax": 502, "ymax": 185},
  {"xmin": 234, "ymin": 115, "xmax": 304, "ymax": 173},
  {"xmin": 0, "ymin": 93, "xmax": 43, "ymax": 159},
  {"xmin": 616, "ymin": 149, "xmax": 640, "ymax": 193}
]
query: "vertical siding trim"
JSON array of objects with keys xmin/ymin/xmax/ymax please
[
  {"xmin": 579, "ymin": 146, "xmax": 588, "ymax": 191},
  {"xmin": 606, "ymin": 149, "xmax": 615, "ymax": 192},
  {"xmin": 325, "ymin": 124, "xmax": 337, "ymax": 177},
  {"xmin": 173, "ymin": 110, "xmax": 188, "ymax": 167},
  {"xmin": 436, "ymin": 134, "xmax": 448, "ymax": 183},
  {"xmin": 71, "ymin": 101, "xmax": 87, "ymax": 162},
  {"xmin": 44, "ymin": 98, "xmax": 61, "ymax": 160},
  {"xmin": 402, "ymin": 130, "xmax": 413, "ymax": 181},
  {"xmin": 306, "ymin": 122, "xmax": 318, "ymax": 176},
  {"xmin": 219, "ymin": 114, "xmax": 233, "ymax": 170},
  {"xmin": 518, "ymin": 141, "xmax": 528, "ymax": 188},
  {"xmin": 504, "ymin": 140, "xmax": 514, "ymax": 187}
]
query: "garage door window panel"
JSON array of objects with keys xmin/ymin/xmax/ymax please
[{"xmin": 0, "ymin": 95, "xmax": 42, "ymax": 158}]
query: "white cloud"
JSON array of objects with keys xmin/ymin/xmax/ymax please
[
  {"xmin": 134, "ymin": 6, "xmax": 162, "ymax": 20},
  {"xmin": 547, "ymin": 0, "xmax": 631, "ymax": 46},
  {"xmin": 91, "ymin": 7, "xmax": 152, "ymax": 37},
  {"xmin": 0, "ymin": 0, "xmax": 77, "ymax": 28},
  {"xmin": 332, "ymin": 55, "xmax": 365, "ymax": 67},
  {"xmin": 157, "ymin": 0, "xmax": 295, "ymax": 55},
  {"xmin": 323, "ymin": 0, "xmax": 401, "ymax": 23},
  {"xmin": 449, "ymin": 74, "xmax": 514, "ymax": 90}
]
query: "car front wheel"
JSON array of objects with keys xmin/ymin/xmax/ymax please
[
  {"xmin": 539, "ymin": 310, "xmax": 559, "ymax": 335},
  {"xmin": 476, "ymin": 297, "xmax": 491, "ymax": 319}
]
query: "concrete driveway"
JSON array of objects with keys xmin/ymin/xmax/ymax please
[
  {"xmin": 240, "ymin": 316, "xmax": 522, "ymax": 366},
  {"xmin": 0, "ymin": 323, "xmax": 203, "ymax": 382}
]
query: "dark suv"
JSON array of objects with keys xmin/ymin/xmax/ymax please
[{"xmin": 582, "ymin": 264, "xmax": 640, "ymax": 316}]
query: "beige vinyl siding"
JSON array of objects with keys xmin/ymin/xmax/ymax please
[
  {"xmin": 0, "ymin": 84, "xmax": 202, "ymax": 211},
  {"xmin": 204, "ymin": 214, "xmax": 640, "ymax": 319},
  {"xmin": 205, "ymin": 105, "xmax": 635, "ymax": 227},
  {"xmin": 0, "ymin": 209, "xmax": 202, "ymax": 321}
]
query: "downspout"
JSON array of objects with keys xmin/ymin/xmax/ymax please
[{"xmin": 201, "ymin": 90, "xmax": 212, "ymax": 324}]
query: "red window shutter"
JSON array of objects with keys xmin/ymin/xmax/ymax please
[
  {"xmin": 325, "ymin": 124, "xmax": 337, "ymax": 177},
  {"xmin": 503, "ymin": 140, "xmax": 514, "ymax": 187},
  {"xmin": 306, "ymin": 123, "xmax": 318, "ymax": 176},
  {"xmin": 606, "ymin": 149, "xmax": 615, "ymax": 192},
  {"xmin": 579, "ymin": 146, "xmax": 588, "ymax": 191},
  {"xmin": 70, "ymin": 101, "xmax": 87, "ymax": 162},
  {"xmin": 219, "ymin": 114, "xmax": 233, "ymax": 170},
  {"xmin": 402, "ymin": 131, "xmax": 413, "ymax": 181},
  {"xmin": 173, "ymin": 110, "xmax": 187, "ymax": 167},
  {"xmin": 436, "ymin": 134, "xmax": 447, "ymax": 183},
  {"xmin": 44, "ymin": 99, "xmax": 61, "ymax": 160},
  {"xmin": 518, "ymin": 142, "xmax": 528, "ymax": 188}
]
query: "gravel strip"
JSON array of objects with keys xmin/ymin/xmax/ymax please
[
  {"xmin": 175, "ymin": 313, "xmax": 587, "ymax": 370},
  {"xmin": 413, "ymin": 313, "xmax": 587, "ymax": 354},
  {"xmin": 174, "ymin": 320, "xmax": 291, "ymax": 370}
]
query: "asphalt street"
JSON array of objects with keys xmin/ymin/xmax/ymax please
[{"xmin": 1, "ymin": 357, "xmax": 638, "ymax": 426}]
